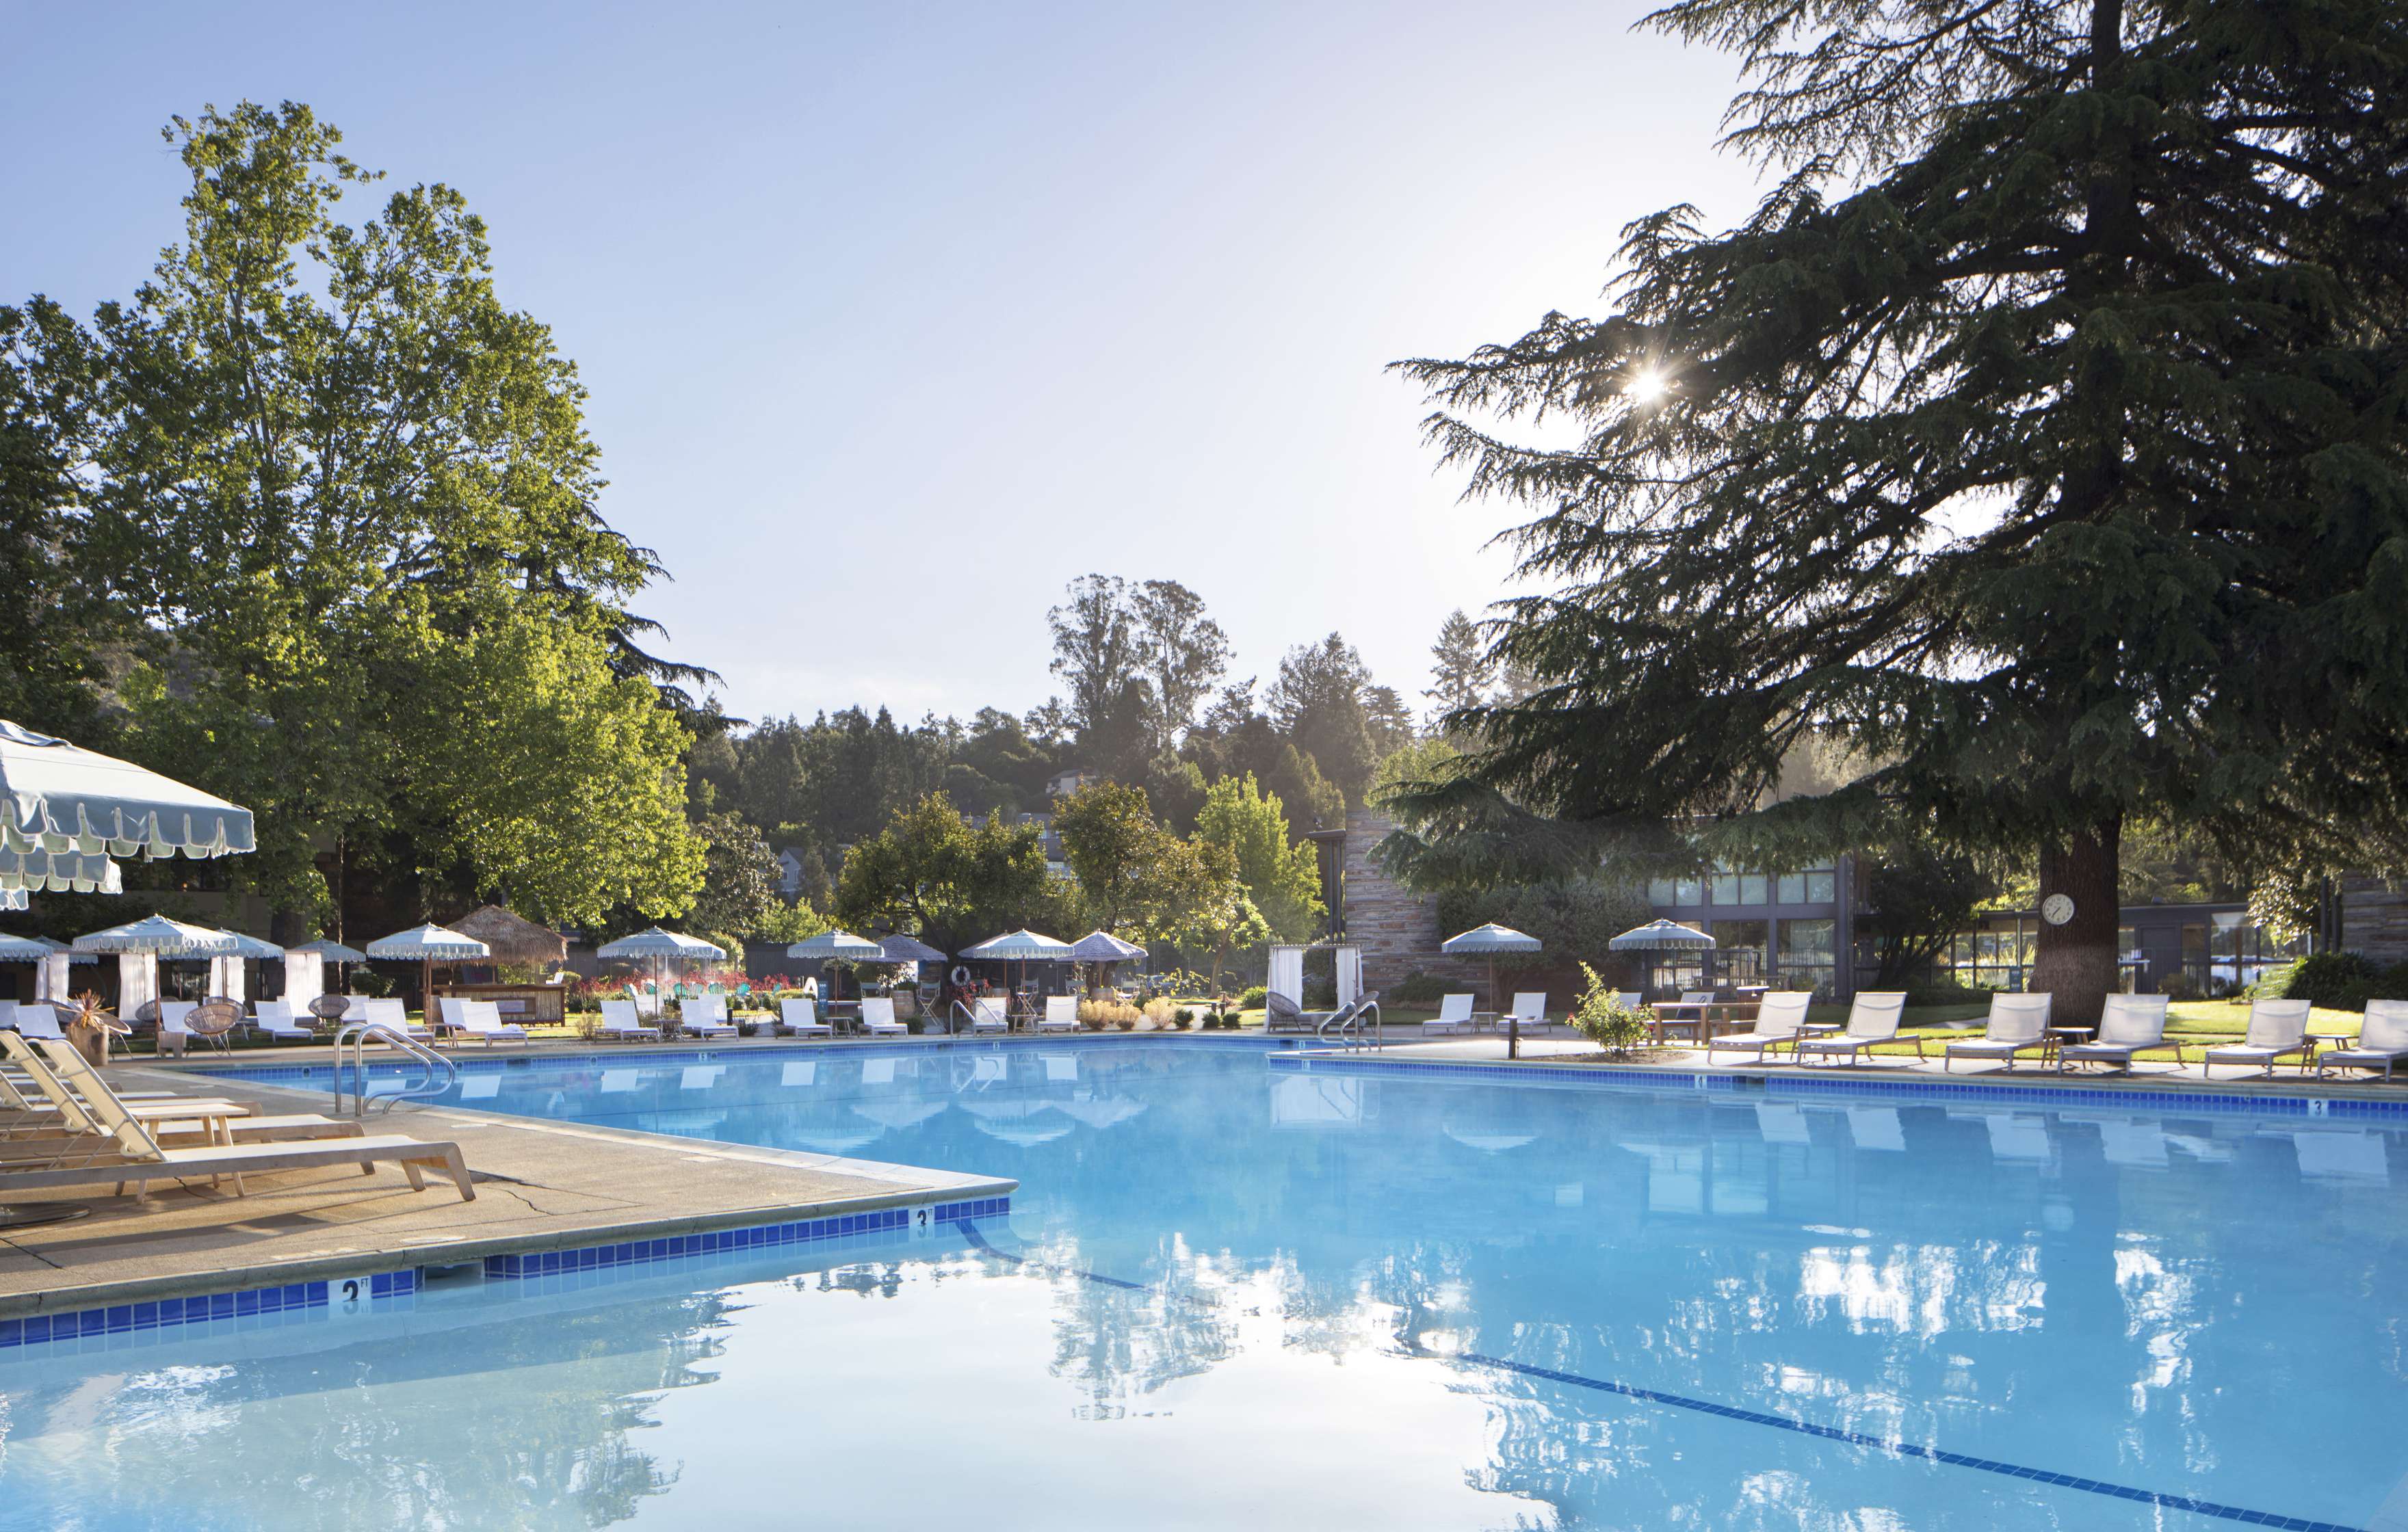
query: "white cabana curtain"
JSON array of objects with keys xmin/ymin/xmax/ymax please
[
  {"xmin": 209, "ymin": 955, "xmax": 245, "ymax": 1005},
  {"xmin": 118, "ymin": 953, "xmax": 156, "ymax": 1015},
  {"xmin": 1268, "ymin": 945, "xmax": 1306, "ymax": 1006},
  {"xmin": 283, "ymin": 950, "xmax": 324, "ymax": 1009},
  {"xmin": 1335, "ymin": 946, "xmax": 1362, "ymax": 1007},
  {"xmin": 36, "ymin": 951, "xmax": 70, "ymax": 1001}
]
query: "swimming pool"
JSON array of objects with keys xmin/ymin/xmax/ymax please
[{"xmin": 1, "ymin": 1040, "xmax": 2400, "ymax": 1530}]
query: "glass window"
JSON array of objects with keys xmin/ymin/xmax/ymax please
[
  {"xmin": 1714, "ymin": 920, "xmax": 1768, "ymax": 984},
  {"xmin": 1805, "ymin": 869, "xmax": 1836, "ymax": 902},
  {"xmin": 1647, "ymin": 878, "xmax": 1676, "ymax": 907},
  {"xmin": 1777, "ymin": 872, "xmax": 1805, "ymax": 904},
  {"xmin": 1739, "ymin": 872, "xmax": 1769, "ymax": 905},
  {"xmin": 1675, "ymin": 877, "xmax": 1703, "ymax": 906},
  {"xmin": 1712, "ymin": 872, "xmax": 1741, "ymax": 905},
  {"xmin": 1777, "ymin": 919, "xmax": 1836, "ymax": 996}
]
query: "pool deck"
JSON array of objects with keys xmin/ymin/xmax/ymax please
[{"xmin": 0, "ymin": 1061, "xmax": 1013, "ymax": 1322}]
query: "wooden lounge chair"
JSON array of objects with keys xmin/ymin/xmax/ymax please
[
  {"xmin": 859, "ymin": 997, "xmax": 908, "ymax": 1037},
  {"xmin": 5, "ymin": 1035, "xmax": 356, "ymax": 1148},
  {"xmin": 778, "ymin": 999, "xmax": 834, "ymax": 1038},
  {"xmin": 968, "ymin": 997, "xmax": 1009, "ymax": 1035},
  {"xmin": 596, "ymin": 1000, "xmax": 662, "ymax": 1042},
  {"xmin": 2056, "ymin": 994, "xmax": 2176, "ymax": 1074},
  {"xmin": 1704, "ymin": 992, "xmax": 1812, "ymax": 1063},
  {"xmin": 1037, "ymin": 995, "xmax": 1080, "ymax": 1033},
  {"xmin": 681, "ymin": 995, "xmax": 740, "ymax": 1039},
  {"xmin": 1943, "ymin": 993, "xmax": 2054, "ymax": 1072},
  {"xmin": 1508, "ymin": 992, "xmax": 1549, "ymax": 1034},
  {"xmin": 1792, "ymin": 992, "xmax": 1915, "ymax": 1066},
  {"xmin": 0, "ymin": 1039, "xmax": 467, "ymax": 1200},
  {"xmin": 2318, "ymin": 1000, "xmax": 2408, "ymax": 1081},
  {"xmin": 447, "ymin": 998, "xmax": 530, "ymax": 1046},
  {"xmin": 2201, "ymin": 998, "xmax": 2313, "ymax": 1078},
  {"xmin": 1424, "ymin": 994, "xmax": 1476, "ymax": 1036}
]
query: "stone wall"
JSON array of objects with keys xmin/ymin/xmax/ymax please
[{"xmin": 1339, "ymin": 806, "xmax": 1487, "ymax": 994}]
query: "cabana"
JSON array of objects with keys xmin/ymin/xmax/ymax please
[
  {"xmin": 72, "ymin": 914, "xmax": 241, "ymax": 1020},
  {"xmin": 206, "ymin": 929, "xmax": 284, "ymax": 1008},
  {"xmin": 282, "ymin": 938, "xmax": 366, "ymax": 1012},
  {"xmin": 1266, "ymin": 941, "xmax": 1363, "ymax": 1018}
]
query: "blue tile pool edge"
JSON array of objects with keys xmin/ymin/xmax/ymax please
[
  {"xmin": 1266, "ymin": 1051, "xmax": 2408, "ymax": 1120},
  {"xmin": 0, "ymin": 1195, "xmax": 1011, "ymax": 1360}
]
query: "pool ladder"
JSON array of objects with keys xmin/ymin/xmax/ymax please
[
  {"xmin": 1318, "ymin": 999, "xmax": 1382, "ymax": 1051},
  {"xmin": 331, "ymin": 1022, "xmax": 458, "ymax": 1116}
]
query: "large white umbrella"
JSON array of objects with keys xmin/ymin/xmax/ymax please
[
  {"xmin": 787, "ymin": 929, "xmax": 887, "ymax": 1005},
  {"xmin": 599, "ymin": 927, "xmax": 727, "ymax": 1014},
  {"xmin": 1069, "ymin": 929, "xmax": 1145, "ymax": 961},
  {"xmin": 0, "ymin": 719, "xmax": 253, "ymax": 863},
  {"xmin": 0, "ymin": 933, "xmax": 93, "ymax": 962},
  {"xmin": 964, "ymin": 929, "xmax": 1073, "ymax": 1021},
  {"xmin": 1441, "ymin": 922, "xmax": 1543, "ymax": 1016},
  {"xmin": 366, "ymin": 923, "xmax": 492, "ymax": 1022},
  {"xmin": 73, "ymin": 914, "xmax": 241, "ymax": 957},
  {"xmin": 0, "ymin": 846, "xmax": 124, "ymax": 896}
]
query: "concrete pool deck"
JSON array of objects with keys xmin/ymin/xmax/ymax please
[{"xmin": 0, "ymin": 1061, "xmax": 1012, "ymax": 1322}]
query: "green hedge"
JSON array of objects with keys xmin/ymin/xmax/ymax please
[{"xmin": 2267, "ymin": 952, "xmax": 2408, "ymax": 1011}]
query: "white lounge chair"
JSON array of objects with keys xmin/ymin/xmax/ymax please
[
  {"xmin": 1703, "ymin": 992, "xmax": 1811, "ymax": 1063},
  {"xmin": 358, "ymin": 998, "xmax": 435, "ymax": 1042},
  {"xmin": 156, "ymin": 999, "xmax": 198, "ymax": 1058},
  {"xmin": 681, "ymin": 995, "xmax": 740, "ymax": 1039},
  {"xmin": 1425, "ymin": 994, "xmax": 1476, "ymax": 1036},
  {"xmin": 2057, "ymin": 994, "xmax": 2176, "ymax": 1073},
  {"xmin": 2318, "ymin": 1000, "xmax": 2408, "ymax": 1081},
  {"xmin": 968, "ymin": 997, "xmax": 1009, "ymax": 1035},
  {"xmin": 1792, "ymin": 992, "xmax": 1915, "ymax": 1066},
  {"xmin": 449, "ymin": 998, "xmax": 529, "ymax": 1046},
  {"xmin": 778, "ymin": 999, "xmax": 834, "ymax": 1038},
  {"xmin": 1038, "ymin": 995, "xmax": 1080, "ymax": 1033},
  {"xmin": 596, "ymin": 999, "xmax": 662, "ymax": 1042},
  {"xmin": 10, "ymin": 1002, "xmax": 67, "ymax": 1041},
  {"xmin": 1508, "ymin": 992, "xmax": 1549, "ymax": 1034},
  {"xmin": 2201, "ymin": 997, "xmax": 2313, "ymax": 1078},
  {"xmin": 860, "ymin": 996, "xmax": 908, "ymax": 1037},
  {"xmin": 252, "ymin": 999, "xmax": 315, "ymax": 1043},
  {"xmin": 0, "ymin": 1038, "xmax": 471, "ymax": 1201},
  {"xmin": 1943, "ymin": 993, "xmax": 2054, "ymax": 1072}
]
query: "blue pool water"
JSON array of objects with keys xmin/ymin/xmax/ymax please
[{"xmin": 1, "ymin": 1040, "xmax": 2403, "ymax": 1530}]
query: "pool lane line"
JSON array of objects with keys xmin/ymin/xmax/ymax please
[{"xmin": 952, "ymin": 1222, "xmax": 2359, "ymax": 1532}]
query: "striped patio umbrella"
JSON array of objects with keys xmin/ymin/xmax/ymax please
[
  {"xmin": 1441, "ymin": 923, "xmax": 1543, "ymax": 1016},
  {"xmin": 599, "ymin": 927, "xmax": 727, "ymax": 1012},
  {"xmin": 0, "ymin": 720, "xmax": 253, "ymax": 862},
  {"xmin": 786, "ymin": 929, "xmax": 887, "ymax": 1005},
  {"xmin": 366, "ymin": 923, "xmax": 493, "ymax": 1021},
  {"xmin": 1608, "ymin": 919, "xmax": 1716, "ymax": 995},
  {"xmin": 963, "ymin": 929, "xmax": 1073, "ymax": 1020}
]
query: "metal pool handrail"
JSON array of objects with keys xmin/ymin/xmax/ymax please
[{"xmin": 332, "ymin": 1022, "xmax": 458, "ymax": 1116}]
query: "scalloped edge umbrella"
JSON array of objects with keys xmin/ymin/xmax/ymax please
[
  {"xmin": 599, "ymin": 927, "xmax": 727, "ymax": 1014},
  {"xmin": 964, "ymin": 929, "xmax": 1073, "ymax": 1022},
  {"xmin": 0, "ymin": 719, "xmax": 253, "ymax": 861},
  {"xmin": 1441, "ymin": 922, "xmax": 1543, "ymax": 1017},
  {"xmin": 785, "ymin": 929, "xmax": 887, "ymax": 1007},
  {"xmin": 1608, "ymin": 919, "xmax": 1716, "ymax": 997},
  {"xmin": 366, "ymin": 923, "xmax": 493, "ymax": 1024}
]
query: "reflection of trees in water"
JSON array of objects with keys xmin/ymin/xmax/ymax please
[
  {"xmin": 2, "ymin": 1286, "xmax": 760, "ymax": 1528},
  {"xmin": 1030, "ymin": 1232, "xmax": 1240, "ymax": 1408}
]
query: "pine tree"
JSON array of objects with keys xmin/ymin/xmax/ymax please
[
  {"xmin": 1426, "ymin": 609, "xmax": 1494, "ymax": 726},
  {"xmin": 1396, "ymin": 0, "xmax": 2408, "ymax": 1023}
]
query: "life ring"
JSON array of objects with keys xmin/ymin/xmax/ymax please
[{"xmin": 950, "ymin": 965, "xmax": 972, "ymax": 989}]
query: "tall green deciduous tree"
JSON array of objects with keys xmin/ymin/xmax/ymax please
[
  {"xmin": 1396, "ymin": 0, "xmax": 2408, "ymax": 1022},
  {"xmin": 1194, "ymin": 772, "xmax": 1324, "ymax": 940},
  {"xmin": 42, "ymin": 101, "xmax": 705, "ymax": 934},
  {"xmin": 833, "ymin": 792, "xmax": 1058, "ymax": 951}
]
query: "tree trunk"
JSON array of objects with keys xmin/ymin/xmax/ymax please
[{"xmin": 2029, "ymin": 818, "xmax": 2122, "ymax": 1027}]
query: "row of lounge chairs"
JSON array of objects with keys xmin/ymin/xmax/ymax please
[
  {"xmin": 1699, "ymin": 990, "xmax": 2408, "ymax": 1079},
  {"xmin": 0, "ymin": 1031, "xmax": 473, "ymax": 1202},
  {"xmin": 1422, "ymin": 992, "xmax": 1559, "ymax": 1036}
]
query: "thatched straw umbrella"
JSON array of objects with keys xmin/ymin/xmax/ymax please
[{"xmin": 449, "ymin": 904, "xmax": 569, "ymax": 977}]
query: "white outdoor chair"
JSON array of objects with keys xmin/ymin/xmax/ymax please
[
  {"xmin": 2319, "ymin": 1000, "xmax": 2408, "ymax": 1081},
  {"xmin": 859, "ymin": 996, "xmax": 908, "ymax": 1036},
  {"xmin": 778, "ymin": 998, "xmax": 833, "ymax": 1038},
  {"xmin": 1425, "ymin": 994, "xmax": 1476, "ymax": 1036},
  {"xmin": 1792, "ymin": 992, "xmax": 1914, "ymax": 1066},
  {"xmin": 1508, "ymin": 992, "xmax": 1549, "ymax": 1033},
  {"xmin": 1943, "ymin": 993, "xmax": 2054, "ymax": 1072},
  {"xmin": 681, "ymin": 995, "xmax": 740, "ymax": 1038},
  {"xmin": 596, "ymin": 999, "xmax": 662, "ymax": 1042},
  {"xmin": 449, "ymin": 999, "xmax": 529, "ymax": 1046},
  {"xmin": 2201, "ymin": 997, "xmax": 2312, "ymax": 1078},
  {"xmin": 2057, "ymin": 994, "xmax": 2176, "ymax": 1073},
  {"xmin": 1704, "ymin": 991, "xmax": 1812, "ymax": 1063},
  {"xmin": 969, "ymin": 997, "xmax": 1009, "ymax": 1034},
  {"xmin": 1037, "ymin": 995, "xmax": 1080, "ymax": 1033},
  {"xmin": 251, "ymin": 999, "xmax": 313, "ymax": 1043}
]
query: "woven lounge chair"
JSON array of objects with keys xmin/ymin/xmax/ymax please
[{"xmin": 1942, "ymin": 993, "xmax": 2054, "ymax": 1072}]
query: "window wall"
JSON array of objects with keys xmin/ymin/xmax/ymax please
[{"xmin": 1777, "ymin": 919, "xmax": 1836, "ymax": 996}]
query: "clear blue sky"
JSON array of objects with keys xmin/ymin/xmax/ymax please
[{"xmin": 6, "ymin": 1, "xmax": 1763, "ymax": 726}]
